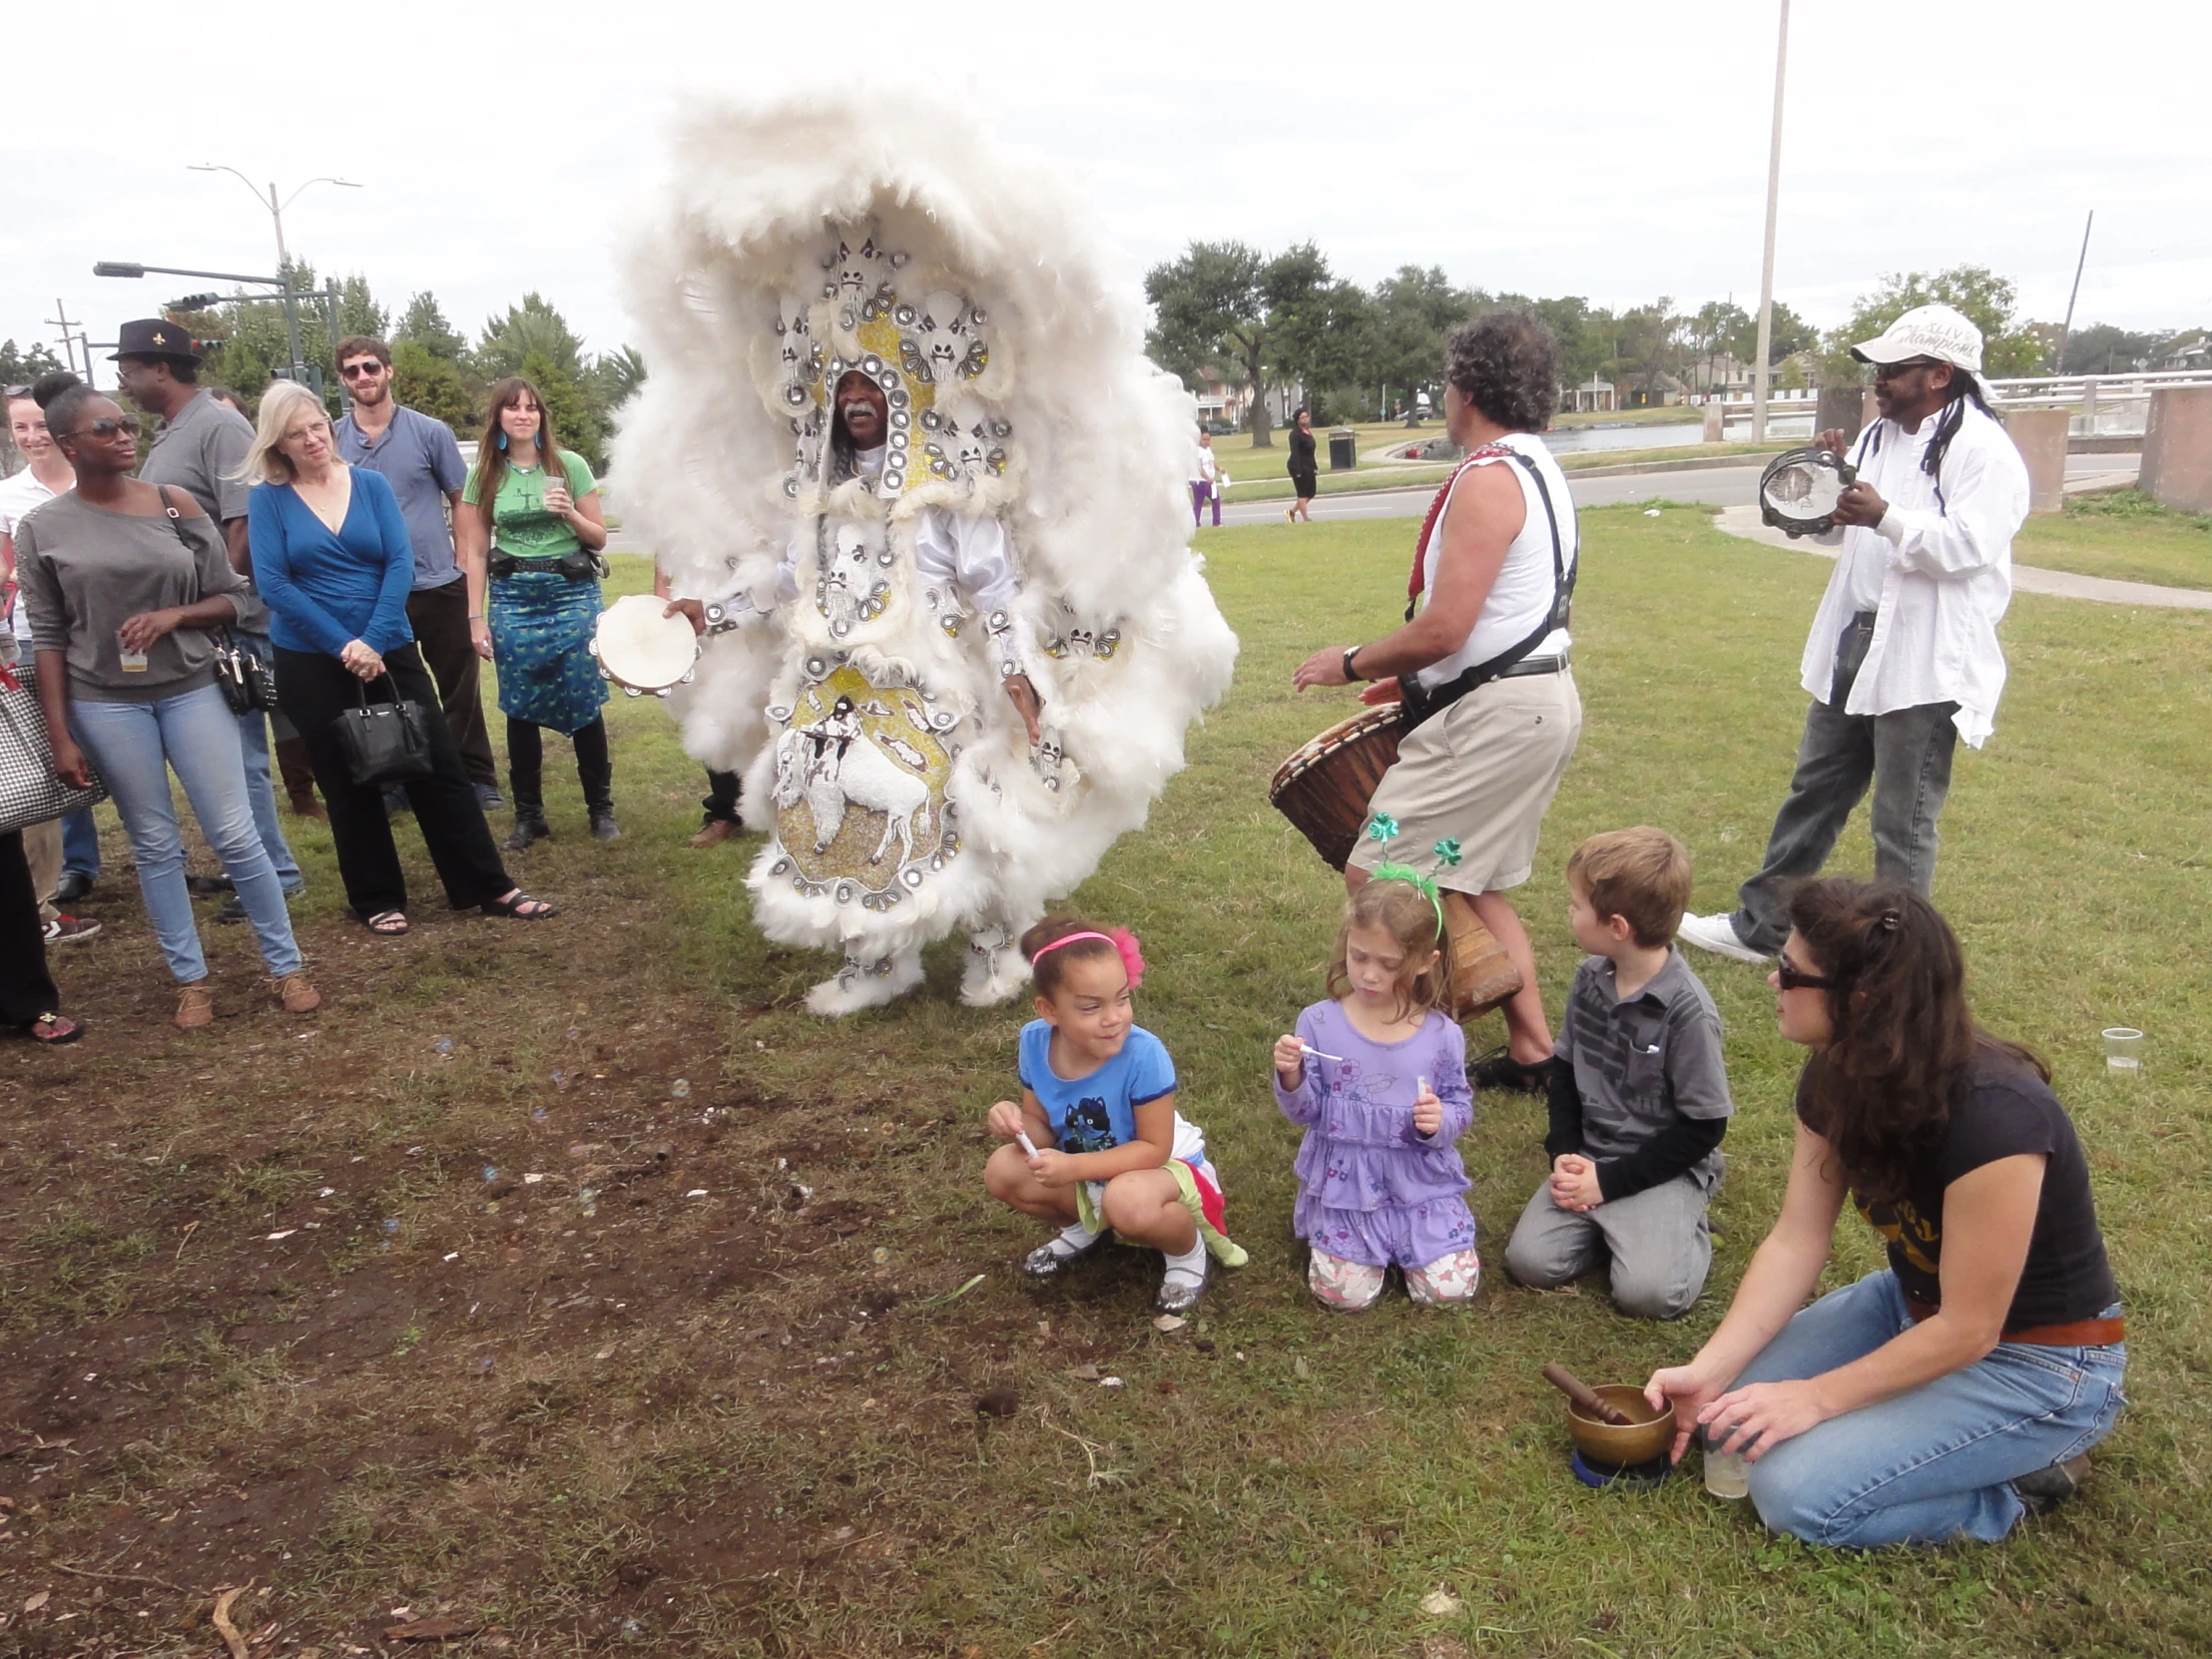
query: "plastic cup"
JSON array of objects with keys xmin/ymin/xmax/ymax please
[
  {"xmin": 1704, "ymin": 1445, "xmax": 1750, "ymax": 1500},
  {"xmin": 2103, "ymin": 1027, "xmax": 2145, "ymax": 1071}
]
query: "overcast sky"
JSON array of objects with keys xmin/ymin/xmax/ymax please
[{"xmin": 12, "ymin": 0, "xmax": 2208, "ymax": 378}]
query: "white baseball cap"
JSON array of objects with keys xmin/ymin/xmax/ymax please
[{"xmin": 1850, "ymin": 303, "xmax": 1984, "ymax": 374}]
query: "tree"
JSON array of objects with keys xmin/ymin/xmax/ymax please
[
  {"xmin": 474, "ymin": 292, "xmax": 589, "ymax": 383},
  {"xmin": 1607, "ymin": 298, "xmax": 1688, "ymax": 404},
  {"xmin": 0, "ymin": 339, "xmax": 63, "ymax": 386},
  {"xmin": 1266, "ymin": 249, "xmax": 1374, "ymax": 424},
  {"xmin": 1368, "ymin": 266, "xmax": 1483, "ymax": 421},
  {"xmin": 587, "ymin": 343, "xmax": 648, "ymax": 414},
  {"xmin": 397, "ymin": 291, "xmax": 466, "ymax": 361},
  {"xmin": 392, "ymin": 341, "xmax": 475, "ymax": 437},
  {"xmin": 1518, "ymin": 295, "xmax": 1609, "ymax": 395},
  {"xmin": 1817, "ymin": 267, "xmax": 2046, "ymax": 383},
  {"xmin": 2059, "ymin": 323, "xmax": 2158, "ymax": 375},
  {"xmin": 523, "ymin": 348, "xmax": 604, "ymax": 472},
  {"xmin": 332, "ymin": 274, "xmax": 388, "ymax": 342},
  {"xmin": 1145, "ymin": 242, "xmax": 1283, "ymax": 446}
]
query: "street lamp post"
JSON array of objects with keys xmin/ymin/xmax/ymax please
[
  {"xmin": 1751, "ymin": 0, "xmax": 1792, "ymax": 444},
  {"xmin": 187, "ymin": 166, "xmax": 360, "ymax": 275}
]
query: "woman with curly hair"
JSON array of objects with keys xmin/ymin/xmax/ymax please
[
  {"xmin": 1293, "ymin": 310, "xmax": 1580, "ymax": 1090},
  {"xmin": 1645, "ymin": 879, "xmax": 2125, "ymax": 1547}
]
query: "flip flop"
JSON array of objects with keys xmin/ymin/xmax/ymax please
[
  {"xmin": 28, "ymin": 1012, "xmax": 84, "ymax": 1045},
  {"xmin": 365, "ymin": 910, "xmax": 410, "ymax": 935}
]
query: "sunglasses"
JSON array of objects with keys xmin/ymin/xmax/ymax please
[
  {"xmin": 1872, "ymin": 358, "xmax": 1938, "ymax": 382},
  {"xmin": 1775, "ymin": 952, "xmax": 1835, "ymax": 992},
  {"xmin": 68, "ymin": 415, "xmax": 144, "ymax": 440},
  {"xmin": 339, "ymin": 361, "xmax": 387, "ymax": 379},
  {"xmin": 3, "ymin": 384, "xmax": 29, "ymax": 400}
]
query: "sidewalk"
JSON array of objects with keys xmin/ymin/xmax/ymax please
[{"xmin": 1711, "ymin": 479, "xmax": 2210, "ymax": 612}]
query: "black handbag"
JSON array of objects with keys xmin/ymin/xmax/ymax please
[
  {"xmin": 331, "ymin": 672, "xmax": 435, "ymax": 788},
  {"xmin": 212, "ymin": 632, "xmax": 277, "ymax": 715}
]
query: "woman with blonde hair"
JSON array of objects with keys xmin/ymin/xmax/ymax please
[
  {"xmin": 245, "ymin": 380, "xmax": 554, "ymax": 935},
  {"xmin": 454, "ymin": 376, "xmax": 612, "ymax": 849}
]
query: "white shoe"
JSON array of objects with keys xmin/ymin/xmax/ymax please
[
  {"xmin": 1677, "ymin": 911, "xmax": 1770, "ymax": 965},
  {"xmin": 806, "ymin": 947, "xmax": 925, "ymax": 1015}
]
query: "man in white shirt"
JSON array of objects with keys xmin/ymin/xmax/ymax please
[{"xmin": 1681, "ymin": 304, "xmax": 2029, "ymax": 962}]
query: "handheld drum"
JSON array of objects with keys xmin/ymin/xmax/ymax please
[
  {"xmin": 1757, "ymin": 446, "xmax": 1857, "ymax": 538},
  {"xmin": 589, "ymin": 593, "xmax": 702, "ymax": 699}
]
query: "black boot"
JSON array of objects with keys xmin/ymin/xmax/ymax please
[
  {"xmin": 576, "ymin": 716, "xmax": 618, "ymax": 841},
  {"xmin": 504, "ymin": 793, "xmax": 551, "ymax": 851}
]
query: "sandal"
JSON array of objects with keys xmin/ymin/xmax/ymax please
[
  {"xmin": 1468, "ymin": 1046, "xmax": 1554, "ymax": 1095},
  {"xmin": 482, "ymin": 889, "xmax": 557, "ymax": 920},
  {"xmin": 365, "ymin": 910, "xmax": 410, "ymax": 935},
  {"xmin": 27, "ymin": 1012, "xmax": 84, "ymax": 1045}
]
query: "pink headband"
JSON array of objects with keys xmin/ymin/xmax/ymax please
[{"xmin": 1030, "ymin": 927, "xmax": 1146, "ymax": 989}]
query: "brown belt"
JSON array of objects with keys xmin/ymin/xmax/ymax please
[{"xmin": 1905, "ymin": 1294, "xmax": 2125, "ymax": 1348}]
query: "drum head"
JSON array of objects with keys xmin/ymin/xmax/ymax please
[
  {"xmin": 592, "ymin": 593, "xmax": 700, "ymax": 693},
  {"xmin": 1758, "ymin": 446, "xmax": 1856, "ymax": 538}
]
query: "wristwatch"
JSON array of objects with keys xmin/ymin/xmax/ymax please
[{"xmin": 1342, "ymin": 646, "xmax": 1366, "ymax": 683}]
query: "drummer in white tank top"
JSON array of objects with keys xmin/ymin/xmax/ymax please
[{"xmin": 1293, "ymin": 316, "xmax": 1585, "ymax": 1089}]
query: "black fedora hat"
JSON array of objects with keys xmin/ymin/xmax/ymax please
[{"xmin": 111, "ymin": 317, "xmax": 203, "ymax": 364}]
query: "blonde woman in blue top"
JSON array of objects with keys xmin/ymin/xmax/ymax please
[{"xmin": 243, "ymin": 382, "xmax": 554, "ymax": 935}]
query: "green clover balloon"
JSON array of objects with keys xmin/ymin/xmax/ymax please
[
  {"xmin": 1366, "ymin": 813, "xmax": 1398, "ymax": 842},
  {"xmin": 1432, "ymin": 837, "xmax": 1463, "ymax": 867}
]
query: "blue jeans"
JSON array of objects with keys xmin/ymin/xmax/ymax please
[
  {"xmin": 61, "ymin": 808, "xmax": 101, "ymax": 877},
  {"xmin": 233, "ymin": 632, "xmax": 302, "ymax": 892},
  {"xmin": 1732, "ymin": 1269, "xmax": 2126, "ymax": 1547},
  {"xmin": 69, "ymin": 683, "xmax": 304, "ymax": 982}
]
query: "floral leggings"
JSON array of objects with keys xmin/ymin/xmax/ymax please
[{"xmin": 1310, "ymin": 1246, "xmax": 1481, "ymax": 1310}]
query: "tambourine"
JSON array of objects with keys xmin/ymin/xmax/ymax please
[
  {"xmin": 1758, "ymin": 446, "xmax": 1858, "ymax": 538},
  {"xmin": 589, "ymin": 593, "xmax": 701, "ymax": 698}
]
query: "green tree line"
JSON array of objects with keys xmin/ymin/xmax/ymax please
[{"xmin": 1145, "ymin": 244, "xmax": 2083, "ymax": 443}]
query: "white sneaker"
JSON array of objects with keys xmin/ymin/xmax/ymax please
[{"xmin": 1677, "ymin": 911, "xmax": 1770, "ymax": 965}]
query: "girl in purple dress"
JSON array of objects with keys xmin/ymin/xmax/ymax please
[{"xmin": 1273, "ymin": 867, "xmax": 1479, "ymax": 1310}]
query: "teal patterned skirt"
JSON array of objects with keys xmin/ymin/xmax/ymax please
[{"xmin": 487, "ymin": 570, "xmax": 607, "ymax": 736}]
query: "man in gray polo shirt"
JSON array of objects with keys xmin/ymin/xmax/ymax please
[
  {"xmin": 115, "ymin": 319, "xmax": 303, "ymax": 904},
  {"xmin": 330, "ymin": 335, "xmax": 499, "ymax": 807}
]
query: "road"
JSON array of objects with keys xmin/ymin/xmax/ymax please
[{"xmin": 1218, "ymin": 454, "xmax": 2140, "ymax": 527}]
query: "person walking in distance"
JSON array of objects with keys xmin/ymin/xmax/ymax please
[
  {"xmin": 1678, "ymin": 305, "xmax": 2029, "ymax": 966},
  {"xmin": 331, "ymin": 336, "xmax": 501, "ymax": 810},
  {"xmin": 1285, "ymin": 406, "xmax": 1318, "ymax": 523},
  {"xmin": 1190, "ymin": 429, "xmax": 1223, "ymax": 528},
  {"xmin": 113, "ymin": 320, "xmax": 306, "ymax": 915}
]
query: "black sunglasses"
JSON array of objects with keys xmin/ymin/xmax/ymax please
[
  {"xmin": 339, "ymin": 360, "xmax": 386, "ymax": 378},
  {"xmin": 68, "ymin": 415, "xmax": 144, "ymax": 440},
  {"xmin": 1872, "ymin": 358, "xmax": 1938, "ymax": 382},
  {"xmin": 1775, "ymin": 952, "xmax": 1834, "ymax": 992}
]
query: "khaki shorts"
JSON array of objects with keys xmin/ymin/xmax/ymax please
[{"xmin": 1348, "ymin": 667, "xmax": 1581, "ymax": 894}]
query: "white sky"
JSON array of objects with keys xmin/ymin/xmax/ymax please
[{"xmin": 11, "ymin": 0, "xmax": 2208, "ymax": 377}]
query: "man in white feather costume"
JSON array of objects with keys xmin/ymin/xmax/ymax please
[{"xmin": 611, "ymin": 93, "xmax": 1240, "ymax": 1015}]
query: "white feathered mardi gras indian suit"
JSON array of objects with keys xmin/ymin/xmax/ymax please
[{"xmin": 612, "ymin": 94, "xmax": 1240, "ymax": 1014}]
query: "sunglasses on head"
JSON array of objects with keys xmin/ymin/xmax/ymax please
[
  {"xmin": 339, "ymin": 360, "xmax": 386, "ymax": 379},
  {"xmin": 70, "ymin": 415, "xmax": 143, "ymax": 440},
  {"xmin": 3, "ymin": 384, "xmax": 29, "ymax": 400},
  {"xmin": 1873, "ymin": 358, "xmax": 1938, "ymax": 382},
  {"xmin": 1775, "ymin": 952, "xmax": 1834, "ymax": 992}
]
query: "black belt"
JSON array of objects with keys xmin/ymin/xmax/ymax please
[
  {"xmin": 490, "ymin": 549, "xmax": 602, "ymax": 581},
  {"xmin": 1495, "ymin": 651, "xmax": 1571, "ymax": 679}
]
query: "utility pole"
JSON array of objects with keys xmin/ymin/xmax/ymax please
[
  {"xmin": 1752, "ymin": 0, "xmax": 1792, "ymax": 443},
  {"xmin": 2053, "ymin": 210, "xmax": 2094, "ymax": 374},
  {"xmin": 44, "ymin": 299, "xmax": 92, "ymax": 387}
]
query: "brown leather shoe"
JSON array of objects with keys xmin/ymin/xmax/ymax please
[
  {"xmin": 271, "ymin": 972, "xmax": 321, "ymax": 1014},
  {"xmin": 689, "ymin": 819, "xmax": 739, "ymax": 849},
  {"xmin": 174, "ymin": 982, "xmax": 216, "ymax": 1030}
]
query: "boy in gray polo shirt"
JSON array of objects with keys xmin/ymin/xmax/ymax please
[{"xmin": 1503, "ymin": 827, "xmax": 1732, "ymax": 1319}]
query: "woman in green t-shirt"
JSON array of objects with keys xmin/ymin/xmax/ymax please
[{"xmin": 456, "ymin": 377, "xmax": 615, "ymax": 849}]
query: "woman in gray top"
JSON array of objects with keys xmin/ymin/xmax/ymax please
[{"xmin": 17, "ymin": 388, "xmax": 320, "ymax": 1030}]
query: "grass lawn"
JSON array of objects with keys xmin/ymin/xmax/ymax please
[
  {"xmin": 2014, "ymin": 489, "xmax": 2212, "ymax": 591},
  {"xmin": 1220, "ymin": 442, "xmax": 1794, "ymax": 506},
  {"xmin": 5, "ymin": 517, "xmax": 2211, "ymax": 1655}
]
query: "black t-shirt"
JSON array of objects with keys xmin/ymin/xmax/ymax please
[{"xmin": 1797, "ymin": 1051, "xmax": 2118, "ymax": 1330}]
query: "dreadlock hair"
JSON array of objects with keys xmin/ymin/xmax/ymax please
[
  {"xmin": 1021, "ymin": 916, "xmax": 1122, "ymax": 1000},
  {"xmin": 1920, "ymin": 365, "xmax": 1994, "ymax": 507},
  {"xmin": 1326, "ymin": 878, "xmax": 1449, "ymax": 1024},
  {"xmin": 1787, "ymin": 878, "xmax": 2045, "ymax": 1203}
]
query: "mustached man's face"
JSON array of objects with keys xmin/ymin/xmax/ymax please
[{"xmin": 835, "ymin": 372, "xmax": 887, "ymax": 449}]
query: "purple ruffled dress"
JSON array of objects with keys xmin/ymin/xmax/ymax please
[{"xmin": 1273, "ymin": 1001, "xmax": 1476, "ymax": 1269}]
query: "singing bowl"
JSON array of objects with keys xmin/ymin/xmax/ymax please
[{"xmin": 1565, "ymin": 1383, "xmax": 1677, "ymax": 1465}]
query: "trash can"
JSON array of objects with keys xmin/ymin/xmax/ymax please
[{"xmin": 1329, "ymin": 427, "xmax": 1358, "ymax": 471}]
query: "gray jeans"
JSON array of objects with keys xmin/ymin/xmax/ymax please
[
  {"xmin": 1731, "ymin": 614, "xmax": 1957, "ymax": 953},
  {"xmin": 1502, "ymin": 1153, "xmax": 1723, "ymax": 1321}
]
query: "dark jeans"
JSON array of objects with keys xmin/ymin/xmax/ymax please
[
  {"xmin": 276, "ymin": 643, "xmax": 514, "ymax": 917},
  {"xmin": 1733, "ymin": 613, "xmax": 1958, "ymax": 952},
  {"xmin": 406, "ymin": 578, "xmax": 497, "ymax": 790},
  {"xmin": 0, "ymin": 831, "xmax": 61, "ymax": 1025},
  {"xmin": 508, "ymin": 716, "xmax": 612, "ymax": 817},
  {"xmin": 61, "ymin": 807, "xmax": 101, "ymax": 877},
  {"xmin": 703, "ymin": 769, "xmax": 743, "ymax": 825}
]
